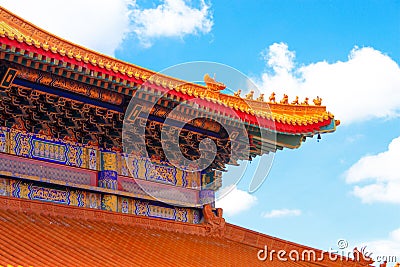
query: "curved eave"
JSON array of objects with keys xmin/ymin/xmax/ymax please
[{"xmin": 0, "ymin": 7, "xmax": 338, "ymax": 137}]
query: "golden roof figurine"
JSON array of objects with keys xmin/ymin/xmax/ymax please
[{"xmin": 204, "ymin": 73, "xmax": 226, "ymax": 91}]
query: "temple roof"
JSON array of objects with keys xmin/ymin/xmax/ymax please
[
  {"xmin": 0, "ymin": 6, "xmax": 338, "ymax": 137},
  {"xmin": 0, "ymin": 196, "xmax": 372, "ymax": 267}
]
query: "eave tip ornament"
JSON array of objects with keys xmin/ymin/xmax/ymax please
[
  {"xmin": 204, "ymin": 73, "xmax": 226, "ymax": 91},
  {"xmin": 202, "ymin": 204, "xmax": 225, "ymax": 237}
]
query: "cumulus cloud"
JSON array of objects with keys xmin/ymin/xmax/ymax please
[
  {"xmin": 0, "ymin": 0, "xmax": 213, "ymax": 54},
  {"xmin": 0, "ymin": 0, "xmax": 131, "ymax": 56},
  {"xmin": 129, "ymin": 0, "xmax": 213, "ymax": 47},
  {"xmin": 215, "ymin": 185, "xmax": 257, "ymax": 217},
  {"xmin": 257, "ymin": 42, "xmax": 400, "ymax": 124},
  {"xmin": 345, "ymin": 136, "xmax": 400, "ymax": 204},
  {"xmin": 262, "ymin": 43, "xmax": 295, "ymax": 73},
  {"xmin": 261, "ymin": 209, "xmax": 301, "ymax": 218}
]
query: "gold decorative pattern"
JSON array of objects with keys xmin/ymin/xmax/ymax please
[
  {"xmin": 102, "ymin": 152, "xmax": 117, "ymax": 171},
  {"xmin": 101, "ymin": 194, "xmax": 117, "ymax": 211},
  {"xmin": 0, "ymin": 6, "xmax": 337, "ymax": 127},
  {"xmin": 11, "ymin": 64, "xmax": 123, "ymax": 105}
]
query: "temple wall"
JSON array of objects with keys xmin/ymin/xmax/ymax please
[
  {"xmin": 0, "ymin": 127, "xmax": 97, "ymax": 169},
  {"xmin": 118, "ymin": 175, "xmax": 200, "ymax": 206},
  {"xmin": 0, "ymin": 127, "xmax": 201, "ymax": 189},
  {"xmin": 117, "ymin": 153, "xmax": 201, "ymax": 189},
  {"xmin": 0, "ymin": 176, "xmax": 201, "ymax": 223},
  {"xmin": 0, "ymin": 176, "xmax": 97, "ymax": 208},
  {"xmin": 0, "ymin": 126, "xmax": 211, "ymax": 222}
]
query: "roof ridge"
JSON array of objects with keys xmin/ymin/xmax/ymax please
[
  {"xmin": 0, "ymin": 6, "xmax": 335, "ymax": 126},
  {"xmin": 0, "ymin": 6, "xmax": 206, "ymax": 91}
]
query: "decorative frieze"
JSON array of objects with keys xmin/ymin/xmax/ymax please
[
  {"xmin": 0, "ymin": 176, "xmax": 202, "ymax": 223},
  {"xmin": 0, "ymin": 153, "xmax": 96, "ymax": 185},
  {"xmin": 0, "ymin": 127, "xmax": 202, "ymax": 190},
  {"xmin": 118, "ymin": 154, "xmax": 201, "ymax": 189},
  {"xmin": 9, "ymin": 178, "xmax": 86, "ymax": 207},
  {"xmin": 98, "ymin": 170, "xmax": 118, "ymax": 190}
]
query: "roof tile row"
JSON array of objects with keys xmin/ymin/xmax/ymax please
[{"xmin": 0, "ymin": 196, "xmax": 372, "ymax": 267}]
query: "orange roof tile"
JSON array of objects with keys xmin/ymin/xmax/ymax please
[{"xmin": 0, "ymin": 196, "xmax": 372, "ymax": 267}]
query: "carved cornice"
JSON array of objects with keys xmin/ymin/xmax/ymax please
[{"xmin": 0, "ymin": 6, "xmax": 338, "ymax": 131}]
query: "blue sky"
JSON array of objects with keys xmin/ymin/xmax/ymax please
[{"xmin": 1, "ymin": 0, "xmax": 400, "ymax": 264}]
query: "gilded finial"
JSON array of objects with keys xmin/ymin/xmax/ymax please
[
  {"xmin": 256, "ymin": 93, "xmax": 264, "ymax": 101},
  {"xmin": 301, "ymin": 97, "xmax": 309, "ymax": 105},
  {"xmin": 280, "ymin": 94, "xmax": 289, "ymax": 104},
  {"xmin": 245, "ymin": 90, "xmax": 254, "ymax": 100},
  {"xmin": 204, "ymin": 73, "xmax": 226, "ymax": 91},
  {"xmin": 234, "ymin": 89, "xmax": 241, "ymax": 97},
  {"xmin": 269, "ymin": 92, "xmax": 276, "ymax": 103},
  {"xmin": 313, "ymin": 96, "xmax": 322, "ymax": 106},
  {"xmin": 291, "ymin": 96, "xmax": 299, "ymax": 105}
]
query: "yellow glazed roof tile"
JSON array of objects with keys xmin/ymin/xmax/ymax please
[{"xmin": 0, "ymin": 7, "xmax": 337, "ymax": 130}]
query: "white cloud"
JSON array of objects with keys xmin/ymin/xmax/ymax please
[
  {"xmin": 256, "ymin": 43, "xmax": 400, "ymax": 124},
  {"xmin": 261, "ymin": 209, "xmax": 301, "ymax": 219},
  {"xmin": 129, "ymin": 0, "xmax": 213, "ymax": 47},
  {"xmin": 0, "ymin": 0, "xmax": 214, "ymax": 54},
  {"xmin": 357, "ymin": 228, "xmax": 400, "ymax": 264},
  {"xmin": 215, "ymin": 185, "xmax": 257, "ymax": 217},
  {"xmin": 0, "ymin": 0, "xmax": 131, "ymax": 56},
  {"xmin": 262, "ymin": 42, "xmax": 295, "ymax": 73},
  {"xmin": 345, "ymin": 136, "xmax": 400, "ymax": 204}
]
